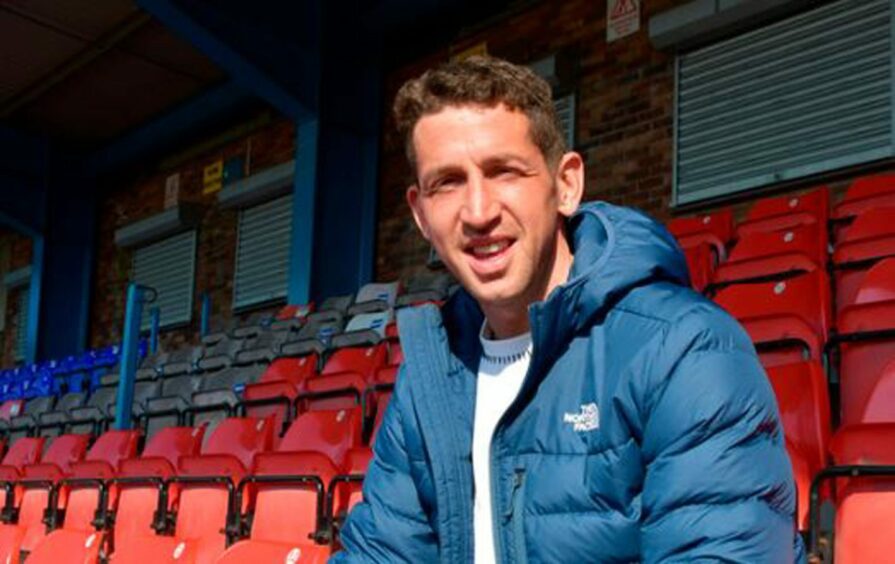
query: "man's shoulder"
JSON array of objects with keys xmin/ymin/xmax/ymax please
[{"xmin": 609, "ymin": 280, "xmax": 752, "ymax": 351}]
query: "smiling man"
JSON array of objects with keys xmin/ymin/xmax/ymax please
[{"xmin": 332, "ymin": 56, "xmax": 803, "ymax": 563}]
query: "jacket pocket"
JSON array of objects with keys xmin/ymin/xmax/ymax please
[{"xmin": 506, "ymin": 468, "xmax": 527, "ymax": 564}]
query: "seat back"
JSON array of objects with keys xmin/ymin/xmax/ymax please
[
  {"xmin": 248, "ymin": 451, "xmax": 340, "ymax": 545},
  {"xmin": 833, "ymin": 206, "xmax": 895, "ymax": 313},
  {"xmin": 838, "ymin": 258, "xmax": 895, "ymax": 425},
  {"xmin": 834, "ymin": 174, "xmax": 895, "ymax": 224},
  {"xmin": 681, "ymin": 241, "xmax": 713, "ymax": 292},
  {"xmin": 321, "ymin": 345, "xmax": 387, "ymax": 381},
  {"xmin": 714, "ymin": 223, "xmax": 825, "ymax": 285},
  {"xmin": 667, "ymin": 209, "xmax": 734, "ymax": 262},
  {"xmin": 280, "ymin": 408, "xmax": 362, "ymax": 469},
  {"xmin": 1, "ymin": 437, "xmax": 44, "ymax": 469},
  {"xmin": 737, "ymin": 186, "xmax": 829, "ymax": 237},
  {"xmin": 829, "ymin": 424, "xmax": 895, "ymax": 564},
  {"xmin": 713, "ymin": 271, "xmax": 832, "ymax": 366}
]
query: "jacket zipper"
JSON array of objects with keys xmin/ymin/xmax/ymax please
[{"xmin": 503, "ymin": 468, "xmax": 527, "ymax": 564}]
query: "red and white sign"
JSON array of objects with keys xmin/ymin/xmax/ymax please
[{"xmin": 607, "ymin": 0, "xmax": 640, "ymax": 42}]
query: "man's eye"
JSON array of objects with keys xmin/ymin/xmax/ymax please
[
  {"xmin": 430, "ymin": 176, "xmax": 461, "ymax": 192},
  {"xmin": 494, "ymin": 167, "xmax": 521, "ymax": 179}
]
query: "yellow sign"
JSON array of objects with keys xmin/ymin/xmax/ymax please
[
  {"xmin": 203, "ymin": 160, "xmax": 223, "ymax": 195},
  {"xmin": 450, "ymin": 42, "xmax": 488, "ymax": 63}
]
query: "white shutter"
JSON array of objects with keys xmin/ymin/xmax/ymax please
[
  {"xmin": 233, "ymin": 194, "xmax": 293, "ymax": 310},
  {"xmin": 133, "ymin": 230, "xmax": 196, "ymax": 330},
  {"xmin": 675, "ymin": 0, "xmax": 894, "ymax": 204}
]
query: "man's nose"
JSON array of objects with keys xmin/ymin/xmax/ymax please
[{"xmin": 459, "ymin": 177, "xmax": 500, "ymax": 231}]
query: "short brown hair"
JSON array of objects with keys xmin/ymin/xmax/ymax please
[{"xmin": 393, "ymin": 56, "xmax": 567, "ymax": 170}]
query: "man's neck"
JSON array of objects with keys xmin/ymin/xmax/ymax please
[{"xmin": 481, "ymin": 233, "xmax": 574, "ymax": 340}]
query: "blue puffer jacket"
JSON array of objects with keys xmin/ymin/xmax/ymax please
[{"xmin": 333, "ymin": 202, "xmax": 805, "ymax": 563}]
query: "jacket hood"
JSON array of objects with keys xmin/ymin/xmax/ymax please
[
  {"xmin": 443, "ymin": 201, "xmax": 690, "ymax": 370},
  {"xmin": 523, "ymin": 201, "xmax": 689, "ymax": 365}
]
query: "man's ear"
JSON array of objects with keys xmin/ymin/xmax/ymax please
[
  {"xmin": 406, "ymin": 184, "xmax": 431, "ymax": 241},
  {"xmin": 554, "ymin": 151, "xmax": 585, "ymax": 217}
]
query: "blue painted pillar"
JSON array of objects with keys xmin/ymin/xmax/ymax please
[
  {"xmin": 287, "ymin": 118, "xmax": 320, "ymax": 306},
  {"xmin": 115, "ymin": 283, "xmax": 148, "ymax": 430},
  {"xmin": 25, "ymin": 236, "xmax": 44, "ymax": 364}
]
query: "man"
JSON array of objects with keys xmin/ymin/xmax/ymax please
[{"xmin": 333, "ymin": 56, "xmax": 803, "ymax": 563}]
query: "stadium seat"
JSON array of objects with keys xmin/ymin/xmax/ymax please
[
  {"xmin": 832, "ymin": 174, "xmax": 895, "ymax": 236},
  {"xmin": 681, "ymin": 241, "xmax": 713, "ymax": 292},
  {"xmin": 0, "ymin": 434, "xmax": 91, "ymax": 560},
  {"xmin": 809, "ymin": 424, "xmax": 895, "ymax": 564},
  {"xmin": 766, "ymin": 361, "xmax": 831, "ymax": 529},
  {"xmin": 141, "ymin": 375, "xmax": 204, "ymax": 439},
  {"xmin": 300, "ymin": 345, "xmax": 388, "ymax": 412},
  {"xmin": 832, "ymin": 206, "xmax": 895, "ymax": 314},
  {"xmin": 396, "ymin": 273, "xmax": 453, "ymax": 307},
  {"xmin": 110, "ymin": 418, "xmax": 273, "ymax": 564},
  {"xmin": 713, "ymin": 270, "xmax": 832, "ymax": 367},
  {"xmin": 7, "ymin": 396, "xmax": 56, "ymax": 441},
  {"xmin": 667, "ymin": 208, "xmax": 735, "ymax": 263},
  {"xmin": 347, "ymin": 281, "xmax": 400, "ymax": 316},
  {"xmin": 241, "ymin": 348, "xmax": 320, "ymax": 438},
  {"xmin": 25, "ymin": 430, "xmax": 140, "ymax": 563},
  {"xmin": 107, "ymin": 426, "xmax": 205, "ymax": 562},
  {"xmin": 330, "ymin": 310, "xmax": 392, "ymax": 349},
  {"xmin": 281, "ymin": 408, "xmax": 363, "ymax": 470},
  {"xmin": 36, "ymin": 391, "xmax": 87, "ymax": 438},
  {"xmin": 188, "ymin": 366, "xmax": 266, "ymax": 434},
  {"xmin": 713, "ymin": 222, "xmax": 826, "ymax": 286},
  {"xmin": 0, "ymin": 437, "xmax": 45, "ymax": 509},
  {"xmin": 196, "ymin": 336, "xmax": 246, "ymax": 373},
  {"xmin": 836, "ymin": 258, "xmax": 895, "ymax": 425},
  {"xmin": 736, "ymin": 186, "xmax": 830, "ymax": 239}
]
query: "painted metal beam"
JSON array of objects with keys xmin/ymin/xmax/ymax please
[
  {"xmin": 136, "ymin": 0, "xmax": 311, "ymax": 120},
  {"xmin": 287, "ymin": 118, "xmax": 319, "ymax": 305},
  {"xmin": 86, "ymin": 80, "xmax": 252, "ymax": 175},
  {"xmin": 25, "ymin": 235, "xmax": 44, "ymax": 364}
]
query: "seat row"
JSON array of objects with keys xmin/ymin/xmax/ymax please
[{"xmin": 0, "ymin": 407, "xmax": 372, "ymax": 563}]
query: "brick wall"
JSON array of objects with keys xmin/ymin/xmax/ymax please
[
  {"xmin": 0, "ymin": 232, "xmax": 33, "ymax": 366},
  {"xmin": 89, "ymin": 116, "xmax": 295, "ymax": 350},
  {"xmin": 375, "ymin": 0, "xmax": 686, "ymax": 281}
]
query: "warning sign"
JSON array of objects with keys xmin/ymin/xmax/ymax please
[{"xmin": 607, "ymin": 0, "xmax": 640, "ymax": 43}]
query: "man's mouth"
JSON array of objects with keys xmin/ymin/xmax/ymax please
[{"xmin": 464, "ymin": 237, "xmax": 515, "ymax": 275}]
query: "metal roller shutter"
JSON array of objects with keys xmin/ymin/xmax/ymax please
[
  {"xmin": 233, "ymin": 194, "xmax": 292, "ymax": 310},
  {"xmin": 14, "ymin": 287, "xmax": 28, "ymax": 362},
  {"xmin": 674, "ymin": 0, "xmax": 893, "ymax": 205},
  {"xmin": 555, "ymin": 93, "xmax": 576, "ymax": 149},
  {"xmin": 132, "ymin": 230, "xmax": 196, "ymax": 330}
]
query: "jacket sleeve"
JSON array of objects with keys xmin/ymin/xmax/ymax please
[
  {"xmin": 639, "ymin": 304, "xmax": 803, "ymax": 563},
  {"xmin": 329, "ymin": 366, "xmax": 439, "ymax": 563}
]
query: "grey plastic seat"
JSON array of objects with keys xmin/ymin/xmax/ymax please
[
  {"xmin": 331, "ymin": 310, "xmax": 393, "ymax": 349},
  {"xmin": 234, "ymin": 330, "xmax": 288, "ymax": 365},
  {"xmin": 157, "ymin": 347, "xmax": 203, "ymax": 377},
  {"xmin": 232, "ymin": 311, "xmax": 275, "ymax": 339},
  {"xmin": 68, "ymin": 386, "xmax": 119, "ymax": 435},
  {"xmin": 188, "ymin": 366, "xmax": 266, "ymax": 433},
  {"xmin": 37, "ymin": 392, "xmax": 87, "ymax": 437},
  {"xmin": 135, "ymin": 351, "xmax": 169, "ymax": 380},
  {"xmin": 396, "ymin": 272, "xmax": 453, "ymax": 307},
  {"xmin": 197, "ymin": 337, "xmax": 245, "ymax": 372},
  {"xmin": 278, "ymin": 316, "xmax": 345, "ymax": 357},
  {"xmin": 143, "ymin": 375, "xmax": 203, "ymax": 439},
  {"xmin": 348, "ymin": 281, "xmax": 400, "ymax": 315},
  {"xmin": 8, "ymin": 396, "xmax": 56, "ymax": 440},
  {"xmin": 310, "ymin": 294, "xmax": 354, "ymax": 324}
]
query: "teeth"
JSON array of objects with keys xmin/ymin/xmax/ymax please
[{"xmin": 472, "ymin": 242, "xmax": 506, "ymax": 256}]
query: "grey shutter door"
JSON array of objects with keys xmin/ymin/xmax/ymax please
[
  {"xmin": 133, "ymin": 230, "xmax": 196, "ymax": 330},
  {"xmin": 675, "ymin": 0, "xmax": 894, "ymax": 205},
  {"xmin": 555, "ymin": 94, "xmax": 576, "ymax": 149},
  {"xmin": 14, "ymin": 287, "xmax": 28, "ymax": 361},
  {"xmin": 233, "ymin": 194, "xmax": 293, "ymax": 310}
]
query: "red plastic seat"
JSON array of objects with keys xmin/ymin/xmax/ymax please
[
  {"xmin": 713, "ymin": 223, "xmax": 825, "ymax": 285},
  {"xmin": 0, "ymin": 400, "xmax": 25, "ymax": 421},
  {"xmin": 108, "ymin": 427, "xmax": 205, "ymax": 562},
  {"xmin": 0, "ymin": 437, "xmax": 45, "ymax": 508},
  {"xmin": 736, "ymin": 186, "xmax": 830, "ymax": 239},
  {"xmin": 825, "ymin": 424, "xmax": 895, "ymax": 564},
  {"xmin": 111, "ymin": 418, "xmax": 273, "ymax": 564},
  {"xmin": 218, "ymin": 452, "xmax": 339, "ymax": 563},
  {"xmin": 713, "ymin": 271, "xmax": 832, "ymax": 367},
  {"xmin": 0, "ymin": 434, "xmax": 91, "ymax": 561},
  {"xmin": 833, "ymin": 206, "xmax": 895, "ymax": 314},
  {"xmin": 837, "ymin": 258, "xmax": 895, "ymax": 425},
  {"xmin": 26, "ymin": 430, "xmax": 140, "ymax": 563},
  {"xmin": 302, "ymin": 372, "xmax": 367, "ymax": 412},
  {"xmin": 281, "ymin": 408, "xmax": 363, "ymax": 470},
  {"xmin": 766, "ymin": 361, "xmax": 831, "ymax": 529},
  {"xmin": 681, "ymin": 241, "xmax": 714, "ymax": 292},
  {"xmin": 242, "ymin": 353, "xmax": 319, "ymax": 439},
  {"xmin": 833, "ymin": 174, "xmax": 895, "ymax": 227},
  {"xmin": 321, "ymin": 345, "xmax": 387, "ymax": 382},
  {"xmin": 667, "ymin": 209, "xmax": 734, "ymax": 263}
]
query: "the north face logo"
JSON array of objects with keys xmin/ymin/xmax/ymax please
[{"xmin": 564, "ymin": 403, "xmax": 599, "ymax": 432}]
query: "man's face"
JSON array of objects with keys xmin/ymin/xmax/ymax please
[{"xmin": 407, "ymin": 104, "xmax": 581, "ymax": 314}]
